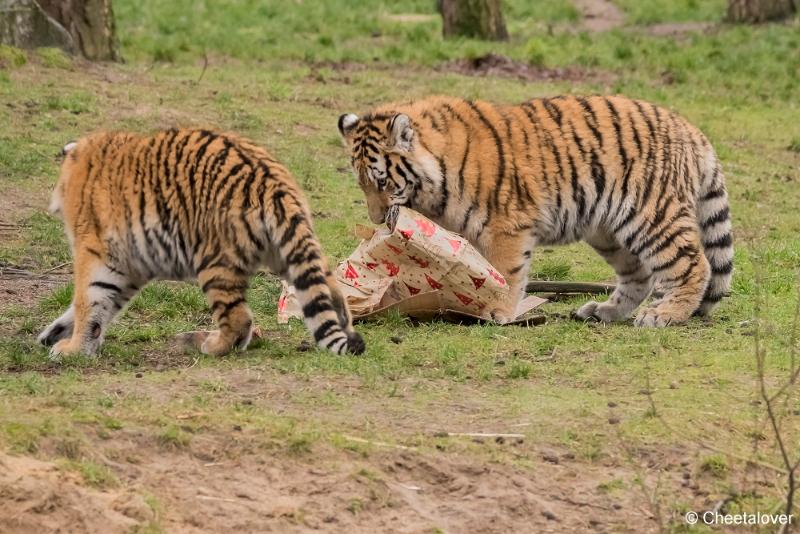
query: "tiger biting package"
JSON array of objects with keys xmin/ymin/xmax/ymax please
[
  {"xmin": 339, "ymin": 95, "xmax": 733, "ymax": 327},
  {"xmin": 39, "ymin": 128, "xmax": 365, "ymax": 357}
]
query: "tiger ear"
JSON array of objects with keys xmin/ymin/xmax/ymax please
[
  {"xmin": 386, "ymin": 113, "xmax": 414, "ymax": 152},
  {"xmin": 338, "ymin": 113, "xmax": 359, "ymax": 139}
]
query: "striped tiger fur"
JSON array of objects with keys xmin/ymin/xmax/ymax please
[
  {"xmin": 338, "ymin": 95, "xmax": 733, "ymax": 327},
  {"xmin": 39, "ymin": 128, "xmax": 365, "ymax": 357}
]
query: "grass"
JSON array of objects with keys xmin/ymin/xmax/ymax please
[{"xmin": 0, "ymin": 0, "xmax": 799, "ymax": 530}]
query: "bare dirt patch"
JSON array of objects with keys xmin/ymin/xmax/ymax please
[
  {"xmin": 0, "ymin": 189, "xmax": 48, "ymax": 226},
  {"xmin": 8, "ymin": 368, "xmax": 746, "ymax": 532},
  {"xmin": 0, "ymin": 276, "xmax": 67, "ymax": 314},
  {"xmin": 573, "ymin": 0, "xmax": 625, "ymax": 32},
  {"xmin": 0, "ymin": 452, "xmax": 152, "ymax": 534},
  {"xmin": 55, "ymin": 431, "xmax": 655, "ymax": 533},
  {"xmin": 440, "ymin": 53, "xmax": 614, "ymax": 84}
]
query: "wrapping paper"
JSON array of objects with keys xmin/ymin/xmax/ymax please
[{"xmin": 278, "ymin": 206, "xmax": 546, "ymax": 325}]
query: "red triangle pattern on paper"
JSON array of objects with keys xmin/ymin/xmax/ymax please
[
  {"xmin": 344, "ymin": 262, "xmax": 359, "ymax": 279},
  {"xmin": 381, "ymin": 259, "xmax": 400, "ymax": 277},
  {"xmin": 399, "ymin": 229, "xmax": 414, "ymax": 240},
  {"xmin": 454, "ymin": 292, "xmax": 473, "ymax": 306},
  {"xmin": 448, "ymin": 239, "xmax": 462, "ymax": 254},
  {"xmin": 470, "ymin": 276, "xmax": 485, "ymax": 289},
  {"xmin": 278, "ymin": 295, "xmax": 286, "ymax": 313},
  {"xmin": 405, "ymin": 283, "xmax": 420, "ymax": 295},
  {"xmin": 425, "ymin": 274, "xmax": 443, "ymax": 290},
  {"xmin": 387, "ymin": 243, "xmax": 403, "ymax": 255},
  {"xmin": 415, "ymin": 218, "xmax": 437, "ymax": 237},
  {"xmin": 488, "ymin": 269, "xmax": 506, "ymax": 286},
  {"xmin": 408, "ymin": 255, "xmax": 429, "ymax": 268}
]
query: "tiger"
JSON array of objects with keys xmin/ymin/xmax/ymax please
[
  {"xmin": 38, "ymin": 128, "xmax": 365, "ymax": 357},
  {"xmin": 338, "ymin": 95, "xmax": 733, "ymax": 327}
]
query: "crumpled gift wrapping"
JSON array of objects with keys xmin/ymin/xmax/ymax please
[{"xmin": 277, "ymin": 206, "xmax": 545, "ymax": 325}]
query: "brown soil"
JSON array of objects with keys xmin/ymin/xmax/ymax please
[
  {"xmin": 0, "ymin": 277, "xmax": 68, "ymax": 314},
  {"xmin": 14, "ymin": 429, "xmax": 657, "ymax": 533},
  {"xmin": 1, "ymin": 367, "xmax": 755, "ymax": 533},
  {"xmin": 573, "ymin": 0, "xmax": 625, "ymax": 32},
  {"xmin": 641, "ymin": 22, "xmax": 716, "ymax": 37},
  {"xmin": 0, "ymin": 452, "xmax": 153, "ymax": 533},
  {"xmin": 440, "ymin": 53, "xmax": 614, "ymax": 84}
]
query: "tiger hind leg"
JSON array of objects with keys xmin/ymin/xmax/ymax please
[
  {"xmin": 574, "ymin": 233, "xmax": 653, "ymax": 323},
  {"xmin": 182, "ymin": 268, "xmax": 254, "ymax": 356},
  {"xmin": 634, "ymin": 224, "xmax": 710, "ymax": 327}
]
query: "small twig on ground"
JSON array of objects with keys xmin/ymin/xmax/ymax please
[
  {"xmin": 175, "ymin": 412, "xmax": 205, "ymax": 420},
  {"xmin": 698, "ymin": 440, "xmax": 786, "ymax": 475},
  {"xmin": 341, "ymin": 434, "xmax": 417, "ymax": 451},
  {"xmin": 434, "ymin": 432, "xmax": 525, "ymax": 439},
  {"xmin": 197, "ymin": 51, "xmax": 209, "ymax": 84},
  {"xmin": 753, "ymin": 275, "xmax": 800, "ymax": 527},
  {"xmin": 39, "ymin": 262, "xmax": 71, "ymax": 275},
  {"xmin": 196, "ymin": 495, "xmax": 238, "ymax": 503}
]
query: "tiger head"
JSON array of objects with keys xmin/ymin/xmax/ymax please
[{"xmin": 338, "ymin": 112, "xmax": 428, "ymax": 224}]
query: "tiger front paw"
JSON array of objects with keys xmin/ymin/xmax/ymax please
[
  {"xmin": 48, "ymin": 339, "xmax": 82, "ymax": 360},
  {"xmin": 489, "ymin": 307, "xmax": 514, "ymax": 324},
  {"xmin": 573, "ymin": 300, "xmax": 628, "ymax": 323}
]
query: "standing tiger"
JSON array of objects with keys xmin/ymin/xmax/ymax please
[
  {"xmin": 39, "ymin": 128, "xmax": 365, "ymax": 357},
  {"xmin": 338, "ymin": 95, "xmax": 733, "ymax": 326}
]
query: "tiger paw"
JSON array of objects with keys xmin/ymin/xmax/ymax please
[
  {"xmin": 573, "ymin": 300, "xmax": 601, "ymax": 322},
  {"xmin": 634, "ymin": 307, "xmax": 687, "ymax": 327},
  {"xmin": 175, "ymin": 330, "xmax": 230, "ymax": 356},
  {"xmin": 573, "ymin": 300, "xmax": 627, "ymax": 323},
  {"xmin": 38, "ymin": 321, "xmax": 73, "ymax": 347},
  {"xmin": 48, "ymin": 339, "xmax": 81, "ymax": 360},
  {"xmin": 489, "ymin": 307, "xmax": 514, "ymax": 324},
  {"xmin": 174, "ymin": 330, "xmax": 211, "ymax": 353}
]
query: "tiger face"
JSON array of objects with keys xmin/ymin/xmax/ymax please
[{"xmin": 338, "ymin": 112, "xmax": 420, "ymax": 224}]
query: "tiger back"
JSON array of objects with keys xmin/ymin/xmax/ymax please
[
  {"xmin": 39, "ymin": 128, "xmax": 365, "ymax": 357},
  {"xmin": 338, "ymin": 95, "xmax": 733, "ymax": 327}
]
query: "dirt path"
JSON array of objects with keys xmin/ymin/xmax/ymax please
[
  {"xmin": 573, "ymin": 0, "xmax": 625, "ymax": 32},
  {"xmin": 1, "ymin": 432, "xmax": 661, "ymax": 533},
  {"xmin": 0, "ymin": 366, "xmax": 751, "ymax": 533},
  {"xmin": 0, "ymin": 452, "xmax": 153, "ymax": 533}
]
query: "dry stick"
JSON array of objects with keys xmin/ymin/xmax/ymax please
[
  {"xmin": 197, "ymin": 51, "xmax": 209, "ymax": 84},
  {"xmin": 754, "ymin": 280, "xmax": 800, "ymax": 529},
  {"xmin": 196, "ymin": 495, "xmax": 238, "ymax": 503},
  {"xmin": 39, "ymin": 262, "xmax": 71, "ymax": 275},
  {"xmin": 612, "ymin": 420, "xmax": 666, "ymax": 533},
  {"xmin": 435, "ymin": 432, "xmax": 524, "ymax": 439},
  {"xmin": 341, "ymin": 434, "xmax": 417, "ymax": 451},
  {"xmin": 526, "ymin": 281, "xmax": 615, "ymax": 294},
  {"xmin": 639, "ymin": 347, "xmax": 787, "ymax": 475}
]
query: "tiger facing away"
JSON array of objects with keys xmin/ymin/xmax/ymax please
[
  {"xmin": 39, "ymin": 128, "xmax": 365, "ymax": 357},
  {"xmin": 338, "ymin": 95, "xmax": 733, "ymax": 326}
]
